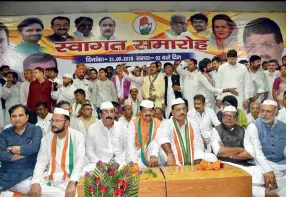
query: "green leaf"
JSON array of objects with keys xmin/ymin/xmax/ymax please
[
  {"xmin": 152, "ymin": 172, "xmax": 157, "ymax": 178},
  {"xmin": 144, "ymin": 169, "xmax": 152, "ymax": 174}
]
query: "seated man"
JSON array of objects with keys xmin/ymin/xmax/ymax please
[
  {"xmin": 247, "ymin": 102, "xmax": 260, "ymax": 124},
  {"xmin": 211, "ymin": 106, "xmax": 280, "ymax": 197},
  {"xmin": 188, "ymin": 94, "xmax": 221, "ymax": 152},
  {"xmin": 78, "ymin": 104, "xmax": 97, "ymax": 137},
  {"xmin": 35, "ymin": 101, "xmax": 53, "ymax": 136},
  {"xmin": 118, "ymin": 105, "xmax": 135, "ymax": 128},
  {"xmin": 156, "ymin": 98, "xmax": 217, "ymax": 167},
  {"xmin": 0, "ymin": 104, "xmax": 42, "ymax": 195},
  {"xmin": 128, "ymin": 100, "xmax": 162, "ymax": 168},
  {"xmin": 84, "ymin": 101, "xmax": 136, "ymax": 172},
  {"xmin": 29, "ymin": 108, "xmax": 85, "ymax": 197}
]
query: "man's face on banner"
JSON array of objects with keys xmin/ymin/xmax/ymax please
[
  {"xmin": 244, "ymin": 33, "xmax": 284, "ymax": 63},
  {"xmin": 77, "ymin": 20, "xmax": 93, "ymax": 35},
  {"xmin": 170, "ymin": 16, "xmax": 187, "ymax": 35},
  {"xmin": 52, "ymin": 19, "xmax": 70, "ymax": 36},
  {"xmin": 192, "ymin": 19, "xmax": 207, "ymax": 33},
  {"xmin": 100, "ymin": 18, "xmax": 116, "ymax": 39},
  {"xmin": 20, "ymin": 23, "xmax": 43, "ymax": 43},
  {"xmin": 0, "ymin": 29, "xmax": 8, "ymax": 55}
]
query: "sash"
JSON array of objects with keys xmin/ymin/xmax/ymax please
[
  {"xmin": 172, "ymin": 117, "xmax": 194, "ymax": 166},
  {"xmin": 137, "ymin": 118, "xmax": 154, "ymax": 167},
  {"xmin": 49, "ymin": 129, "xmax": 74, "ymax": 182},
  {"xmin": 148, "ymin": 73, "xmax": 158, "ymax": 96},
  {"xmin": 130, "ymin": 99, "xmax": 140, "ymax": 114},
  {"xmin": 115, "ymin": 75, "xmax": 125, "ymax": 99}
]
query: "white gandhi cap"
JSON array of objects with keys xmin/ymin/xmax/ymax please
[
  {"xmin": 100, "ymin": 101, "xmax": 114, "ymax": 110},
  {"xmin": 62, "ymin": 73, "xmax": 73, "ymax": 79},
  {"xmin": 140, "ymin": 100, "xmax": 154, "ymax": 108},
  {"xmin": 223, "ymin": 106, "xmax": 237, "ymax": 113},
  {"xmin": 171, "ymin": 98, "xmax": 185, "ymax": 106},
  {"xmin": 54, "ymin": 107, "xmax": 70, "ymax": 117},
  {"xmin": 262, "ymin": 99, "xmax": 278, "ymax": 107}
]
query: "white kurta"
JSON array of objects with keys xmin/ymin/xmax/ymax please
[
  {"xmin": 164, "ymin": 29, "xmax": 193, "ymax": 40},
  {"xmin": 155, "ymin": 117, "xmax": 217, "ymax": 166},
  {"xmin": 216, "ymin": 62, "xmax": 251, "ymax": 110},
  {"xmin": 198, "ymin": 73, "xmax": 223, "ymax": 111},
  {"xmin": 84, "ymin": 120, "xmax": 136, "ymax": 172},
  {"xmin": 246, "ymin": 113, "xmax": 256, "ymax": 124},
  {"xmin": 2, "ymin": 82, "xmax": 21, "ymax": 125},
  {"xmin": 124, "ymin": 98, "xmax": 140, "ymax": 117},
  {"xmin": 31, "ymin": 128, "xmax": 85, "ymax": 197},
  {"xmin": 123, "ymin": 69, "xmax": 144, "ymax": 101},
  {"xmin": 165, "ymin": 75, "xmax": 176, "ymax": 118},
  {"xmin": 248, "ymin": 69, "xmax": 269, "ymax": 103},
  {"xmin": 19, "ymin": 80, "xmax": 30, "ymax": 105},
  {"xmin": 51, "ymin": 84, "xmax": 77, "ymax": 105},
  {"xmin": 118, "ymin": 116, "xmax": 136, "ymax": 128},
  {"xmin": 277, "ymin": 107, "xmax": 286, "ymax": 123},
  {"xmin": 187, "ymin": 107, "xmax": 221, "ymax": 152},
  {"xmin": 0, "ymin": 84, "xmax": 4, "ymax": 130},
  {"xmin": 91, "ymin": 79, "xmax": 118, "ymax": 107},
  {"xmin": 265, "ymin": 70, "xmax": 281, "ymax": 100},
  {"xmin": 176, "ymin": 65, "xmax": 198, "ymax": 109},
  {"xmin": 71, "ymin": 101, "xmax": 98, "ymax": 118},
  {"xmin": 36, "ymin": 113, "xmax": 53, "ymax": 136},
  {"xmin": 73, "ymin": 78, "xmax": 92, "ymax": 101}
]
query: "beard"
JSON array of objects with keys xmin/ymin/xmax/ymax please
[
  {"xmin": 52, "ymin": 125, "xmax": 65, "ymax": 134},
  {"xmin": 260, "ymin": 115, "xmax": 275, "ymax": 124}
]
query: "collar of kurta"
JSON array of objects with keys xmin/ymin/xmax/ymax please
[
  {"xmin": 260, "ymin": 117, "xmax": 278, "ymax": 129},
  {"xmin": 140, "ymin": 118, "xmax": 154, "ymax": 127}
]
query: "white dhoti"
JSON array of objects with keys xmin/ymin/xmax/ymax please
[{"xmin": 0, "ymin": 177, "xmax": 32, "ymax": 197}]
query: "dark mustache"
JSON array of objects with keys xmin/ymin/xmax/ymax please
[
  {"xmin": 179, "ymin": 114, "xmax": 186, "ymax": 116},
  {"xmin": 106, "ymin": 117, "xmax": 113, "ymax": 119},
  {"xmin": 145, "ymin": 115, "xmax": 151, "ymax": 117}
]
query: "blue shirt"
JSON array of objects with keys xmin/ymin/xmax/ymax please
[
  {"xmin": 254, "ymin": 118, "xmax": 286, "ymax": 165},
  {"xmin": 0, "ymin": 123, "xmax": 42, "ymax": 189}
]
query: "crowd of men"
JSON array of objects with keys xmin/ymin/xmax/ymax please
[{"xmin": 0, "ymin": 49, "xmax": 286, "ymax": 197}]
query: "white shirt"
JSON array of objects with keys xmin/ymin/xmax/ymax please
[
  {"xmin": 97, "ymin": 35, "xmax": 120, "ymax": 41},
  {"xmin": 187, "ymin": 107, "xmax": 221, "ymax": 139},
  {"xmin": 176, "ymin": 64, "xmax": 198, "ymax": 109},
  {"xmin": 248, "ymin": 68, "xmax": 269, "ymax": 103},
  {"xmin": 265, "ymin": 70, "xmax": 281, "ymax": 100},
  {"xmin": 216, "ymin": 62, "xmax": 252, "ymax": 109},
  {"xmin": 277, "ymin": 107, "xmax": 286, "ymax": 123},
  {"xmin": 124, "ymin": 98, "xmax": 140, "ymax": 117},
  {"xmin": 51, "ymin": 84, "xmax": 77, "ymax": 104},
  {"xmin": 118, "ymin": 116, "xmax": 136, "ymax": 128},
  {"xmin": 73, "ymin": 31, "xmax": 97, "ymax": 40},
  {"xmin": 156, "ymin": 117, "xmax": 205, "ymax": 165},
  {"xmin": 31, "ymin": 127, "xmax": 85, "ymax": 184},
  {"xmin": 36, "ymin": 113, "xmax": 53, "ymax": 136},
  {"xmin": 73, "ymin": 78, "xmax": 92, "ymax": 101},
  {"xmin": 0, "ymin": 84, "xmax": 4, "ymax": 128},
  {"xmin": 164, "ymin": 29, "xmax": 193, "ymax": 40},
  {"xmin": 2, "ymin": 82, "xmax": 21, "ymax": 108},
  {"xmin": 198, "ymin": 73, "xmax": 223, "ymax": 111},
  {"xmin": 246, "ymin": 113, "xmax": 256, "ymax": 124},
  {"xmin": 123, "ymin": 69, "xmax": 144, "ymax": 101},
  {"xmin": 91, "ymin": 79, "xmax": 118, "ymax": 107},
  {"xmin": 19, "ymin": 80, "xmax": 30, "ymax": 105},
  {"xmin": 49, "ymin": 76, "xmax": 62, "ymax": 85},
  {"xmin": 71, "ymin": 101, "xmax": 97, "ymax": 118},
  {"xmin": 86, "ymin": 120, "xmax": 136, "ymax": 165}
]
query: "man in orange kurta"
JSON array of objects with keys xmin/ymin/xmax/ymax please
[{"xmin": 128, "ymin": 100, "xmax": 161, "ymax": 168}]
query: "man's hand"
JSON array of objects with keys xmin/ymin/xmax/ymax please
[
  {"xmin": 264, "ymin": 171, "xmax": 278, "ymax": 189},
  {"xmin": 173, "ymin": 85, "xmax": 181, "ymax": 92},
  {"xmin": 149, "ymin": 156, "xmax": 158, "ymax": 167},
  {"xmin": 57, "ymin": 84, "xmax": 63, "ymax": 89},
  {"xmin": 6, "ymin": 81, "xmax": 11, "ymax": 88},
  {"xmin": 167, "ymin": 153, "xmax": 176, "ymax": 166},
  {"xmin": 11, "ymin": 146, "xmax": 21, "ymax": 155},
  {"xmin": 265, "ymin": 188, "xmax": 279, "ymax": 197},
  {"xmin": 29, "ymin": 183, "xmax": 42, "ymax": 197},
  {"xmin": 119, "ymin": 98, "xmax": 126, "ymax": 105},
  {"xmin": 218, "ymin": 141, "xmax": 224, "ymax": 148},
  {"xmin": 229, "ymin": 88, "xmax": 239, "ymax": 96},
  {"xmin": 243, "ymin": 100, "xmax": 249, "ymax": 110},
  {"xmin": 162, "ymin": 103, "xmax": 166, "ymax": 110},
  {"xmin": 216, "ymin": 100, "xmax": 221, "ymax": 109},
  {"xmin": 65, "ymin": 182, "xmax": 77, "ymax": 197},
  {"xmin": 149, "ymin": 95, "xmax": 156, "ymax": 101}
]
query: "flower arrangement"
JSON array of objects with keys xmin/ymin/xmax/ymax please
[
  {"xmin": 195, "ymin": 160, "xmax": 224, "ymax": 171},
  {"xmin": 84, "ymin": 154, "xmax": 157, "ymax": 197}
]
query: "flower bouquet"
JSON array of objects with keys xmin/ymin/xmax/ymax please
[
  {"xmin": 195, "ymin": 160, "xmax": 224, "ymax": 171},
  {"xmin": 84, "ymin": 154, "xmax": 157, "ymax": 197}
]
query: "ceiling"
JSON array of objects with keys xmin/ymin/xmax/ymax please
[{"xmin": 0, "ymin": 1, "xmax": 285, "ymax": 16}]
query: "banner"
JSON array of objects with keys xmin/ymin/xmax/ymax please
[{"xmin": 0, "ymin": 12, "xmax": 285, "ymax": 77}]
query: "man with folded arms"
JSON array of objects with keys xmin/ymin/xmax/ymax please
[{"xmin": 29, "ymin": 108, "xmax": 85, "ymax": 197}]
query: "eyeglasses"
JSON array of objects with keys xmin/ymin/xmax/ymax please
[
  {"xmin": 222, "ymin": 114, "xmax": 234, "ymax": 119},
  {"xmin": 50, "ymin": 119, "xmax": 66, "ymax": 124},
  {"xmin": 83, "ymin": 108, "xmax": 93, "ymax": 111},
  {"xmin": 245, "ymin": 43, "xmax": 276, "ymax": 52}
]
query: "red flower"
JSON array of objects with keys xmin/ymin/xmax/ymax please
[
  {"xmin": 108, "ymin": 168, "xmax": 116, "ymax": 176},
  {"xmin": 89, "ymin": 185, "xmax": 95, "ymax": 193},
  {"xmin": 117, "ymin": 180, "xmax": 124, "ymax": 188},
  {"xmin": 122, "ymin": 182, "xmax": 129, "ymax": 190},
  {"xmin": 114, "ymin": 188, "xmax": 125, "ymax": 196},
  {"xmin": 94, "ymin": 177, "xmax": 101, "ymax": 185},
  {"xmin": 220, "ymin": 163, "xmax": 224, "ymax": 168},
  {"xmin": 99, "ymin": 186, "xmax": 108, "ymax": 194}
]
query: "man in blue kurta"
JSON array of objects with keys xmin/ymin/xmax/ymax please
[{"xmin": 0, "ymin": 104, "xmax": 42, "ymax": 195}]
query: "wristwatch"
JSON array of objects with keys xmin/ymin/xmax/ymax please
[{"xmin": 8, "ymin": 146, "xmax": 13, "ymax": 153}]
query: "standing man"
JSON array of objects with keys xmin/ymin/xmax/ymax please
[
  {"xmin": 15, "ymin": 17, "xmax": 45, "ymax": 56},
  {"xmin": 163, "ymin": 62, "xmax": 182, "ymax": 119},
  {"xmin": 177, "ymin": 59, "xmax": 199, "ymax": 109},
  {"xmin": 98, "ymin": 17, "xmax": 119, "ymax": 40},
  {"xmin": 216, "ymin": 49, "xmax": 251, "ymax": 110},
  {"xmin": 73, "ymin": 16, "xmax": 95, "ymax": 40},
  {"xmin": 72, "ymin": 89, "xmax": 95, "ymax": 118},
  {"xmin": 73, "ymin": 66, "xmax": 92, "ymax": 101},
  {"xmin": 265, "ymin": 59, "xmax": 281, "ymax": 101},
  {"xmin": 46, "ymin": 16, "xmax": 75, "ymax": 42},
  {"xmin": 27, "ymin": 67, "xmax": 53, "ymax": 113},
  {"xmin": 124, "ymin": 86, "xmax": 140, "ymax": 117},
  {"xmin": 51, "ymin": 73, "xmax": 76, "ymax": 105},
  {"xmin": 20, "ymin": 69, "xmax": 33, "ymax": 105},
  {"xmin": 2, "ymin": 72, "xmax": 21, "ymax": 125},
  {"xmin": 142, "ymin": 62, "xmax": 165, "ymax": 108},
  {"xmin": 0, "ymin": 104, "xmax": 42, "ymax": 195},
  {"xmin": 29, "ymin": 108, "xmax": 85, "ymax": 197},
  {"xmin": 91, "ymin": 68, "xmax": 117, "ymax": 118},
  {"xmin": 248, "ymin": 55, "xmax": 269, "ymax": 103},
  {"xmin": 112, "ymin": 64, "xmax": 131, "ymax": 113},
  {"xmin": 87, "ymin": 68, "xmax": 98, "ymax": 83},
  {"xmin": 190, "ymin": 13, "xmax": 210, "ymax": 38},
  {"xmin": 0, "ymin": 65, "xmax": 10, "ymax": 114},
  {"xmin": 128, "ymin": 100, "xmax": 162, "ymax": 168},
  {"xmin": 277, "ymin": 91, "xmax": 286, "ymax": 123},
  {"xmin": 85, "ymin": 101, "xmax": 136, "ymax": 171},
  {"xmin": 35, "ymin": 101, "xmax": 53, "ymax": 136}
]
